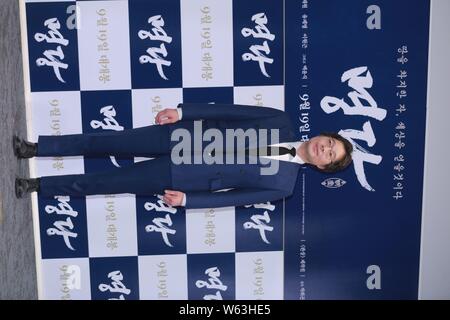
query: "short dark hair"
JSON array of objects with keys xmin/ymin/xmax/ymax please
[{"xmin": 317, "ymin": 132, "xmax": 353, "ymax": 173}]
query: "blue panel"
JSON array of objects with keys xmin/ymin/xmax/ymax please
[
  {"xmin": 183, "ymin": 87, "xmax": 234, "ymax": 104},
  {"xmin": 284, "ymin": 0, "xmax": 430, "ymax": 299},
  {"xmin": 233, "ymin": 0, "xmax": 283, "ymax": 86},
  {"xmin": 38, "ymin": 195, "xmax": 88, "ymax": 259},
  {"xmin": 26, "ymin": 2, "xmax": 80, "ymax": 91},
  {"xmin": 89, "ymin": 256, "xmax": 139, "ymax": 300},
  {"xmin": 80, "ymin": 90, "xmax": 133, "ymax": 173},
  {"xmin": 128, "ymin": 0, "xmax": 182, "ymax": 89},
  {"xmin": 136, "ymin": 195, "xmax": 187, "ymax": 255},
  {"xmin": 187, "ymin": 253, "xmax": 235, "ymax": 300},
  {"xmin": 235, "ymin": 200, "xmax": 283, "ymax": 252}
]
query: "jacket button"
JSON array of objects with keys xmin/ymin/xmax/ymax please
[
  {"xmin": 216, "ymin": 172, "xmax": 220, "ymax": 175},
  {"xmin": 240, "ymin": 169, "xmax": 245, "ymax": 173}
]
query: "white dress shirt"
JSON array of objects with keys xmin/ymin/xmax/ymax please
[
  {"xmin": 176, "ymin": 108, "xmax": 183, "ymax": 121},
  {"xmin": 258, "ymin": 141, "xmax": 305, "ymax": 165}
]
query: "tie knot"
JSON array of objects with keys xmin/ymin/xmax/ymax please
[{"xmin": 279, "ymin": 146, "xmax": 296, "ymax": 157}]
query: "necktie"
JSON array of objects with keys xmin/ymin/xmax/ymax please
[{"xmin": 210, "ymin": 146, "xmax": 296, "ymax": 158}]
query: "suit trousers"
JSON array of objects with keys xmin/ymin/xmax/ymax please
[{"xmin": 37, "ymin": 125, "xmax": 173, "ymax": 197}]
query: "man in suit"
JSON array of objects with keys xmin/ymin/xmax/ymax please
[{"xmin": 14, "ymin": 103, "xmax": 353, "ymax": 209}]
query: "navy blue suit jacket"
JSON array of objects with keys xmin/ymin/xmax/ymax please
[{"xmin": 169, "ymin": 103, "xmax": 301, "ymax": 209}]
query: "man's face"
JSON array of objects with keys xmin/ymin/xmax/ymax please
[{"xmin": 300, "ymin": 135, "xmax": 346, "ymax": 169}]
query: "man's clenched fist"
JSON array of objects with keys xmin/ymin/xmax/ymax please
[
  {"xmin": 155, "ymin": 108, "xmax": 179, "ymax": 125},
  {"xmin": 163, "ymin": 189, "xmax": 185, "ymax": 207}
]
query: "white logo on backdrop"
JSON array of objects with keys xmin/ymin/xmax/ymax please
[
  {"xmin": 138, "ymin": 15, "xmax": 173, "ymax": 80},
  {"xmin": 34, "ymin": 18, "xmax": 69, "ymax": 83},
  {"xmin": 243, "ymin": 201, "xmax": 276, "ymax": 244},
  {"xmin": 45, "ymin": 196, "xmax": 78, "ymax": 251},
  {"xmin": 241, "ymin": 13, "xmax": 275, "ymax": 78},
  {"xmin": 196, "ymin": 266, "xmax": 227, "ymax": 300},
  {"xmin": 321, "ymin": 177, "xmax": 347, "ymax": 189},
  {"xmin": 321, "ymin": 66, "xmax": 387, "ymax": 191},
  {"xmin": 90, "ymin": 105, "xmax": 124, "ymax": 168},
  {"xmin": 144, "ymin": 195, "xmax": 178, "ymax": 247},
  {"xmin": 98, "ymin": 270, "xmax": 131, "ymax": 300}
]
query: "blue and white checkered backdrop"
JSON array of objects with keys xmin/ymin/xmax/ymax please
[{"xmin": 22, "ymin": 0, "xmax": 430, "ymax": 299}]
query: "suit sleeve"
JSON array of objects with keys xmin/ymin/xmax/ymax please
[
  {"xmin": 184, "ymin": 188, "xmax": 290, "ymax": 209},
  {"xmin": 178, "ymin": 103, "xmax": 285, "ymax": 121}
]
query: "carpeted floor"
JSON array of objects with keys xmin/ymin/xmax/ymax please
[{"xmin": 0, "ymin": 0, "xmax": 38, "ymax": 300}]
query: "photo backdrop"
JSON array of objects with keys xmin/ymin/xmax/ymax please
[{"xmin": 21, "ymin": 0, "xmax": 430, "ymax": 299}]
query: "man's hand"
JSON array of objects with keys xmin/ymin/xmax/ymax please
[
  {"xmin": 155, "ymin": 108, "xmax": 179, "ymax": 125},
  {"xmin": 163, "ymin": 189, "xmax": 185, "ymax": 207}
]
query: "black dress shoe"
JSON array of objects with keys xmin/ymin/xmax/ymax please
[
  {"xmin": 13, "ymin": 135, "xmax": 38, "ymax": 159},
  {"xmin": 15, "ymin": 178, "xmax": 40, "ymax": 198}
]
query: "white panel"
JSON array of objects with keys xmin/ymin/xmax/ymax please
[
  {"xmin": 30, "ymin": 91, "xmax": 84, "ymax": 177},
  {"xmin": 138, "ymin": 254, "xmax": 188, "ymax": 300},
  {"xmin": 131, "ymin": 88, "xmax": 183, "ymax": 163},
  {"xmin": 186, "ymin": 206, "xmax": 235, "ymax": 254},
  {"xmin": 180, "ymin": 0, "xmax": 233, "ymax": 87},
  {"xmin": 86, "ymin": 194, "xmax": 138, "ymax": 257},
  {"xmin": 235, "ymin": 251, "xmax": 283, "ymax": 300},
  {"xmin": 77, "ymin": 0, "xmax": 131, "ymax": 90},
  {"xmin": 419, "ymin": 0, "xmax": 450, "ymax": 300},
  {"xmin": 41, "ymin": 258, "xmax": 91, "ymax": 300},
  {"xmin": 131, "ymin": 88, "xmax": 183, "ymax": 127},
  {"xmin": 233, "ymin": 85, "xmax": 285, "ymax": 111}
]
